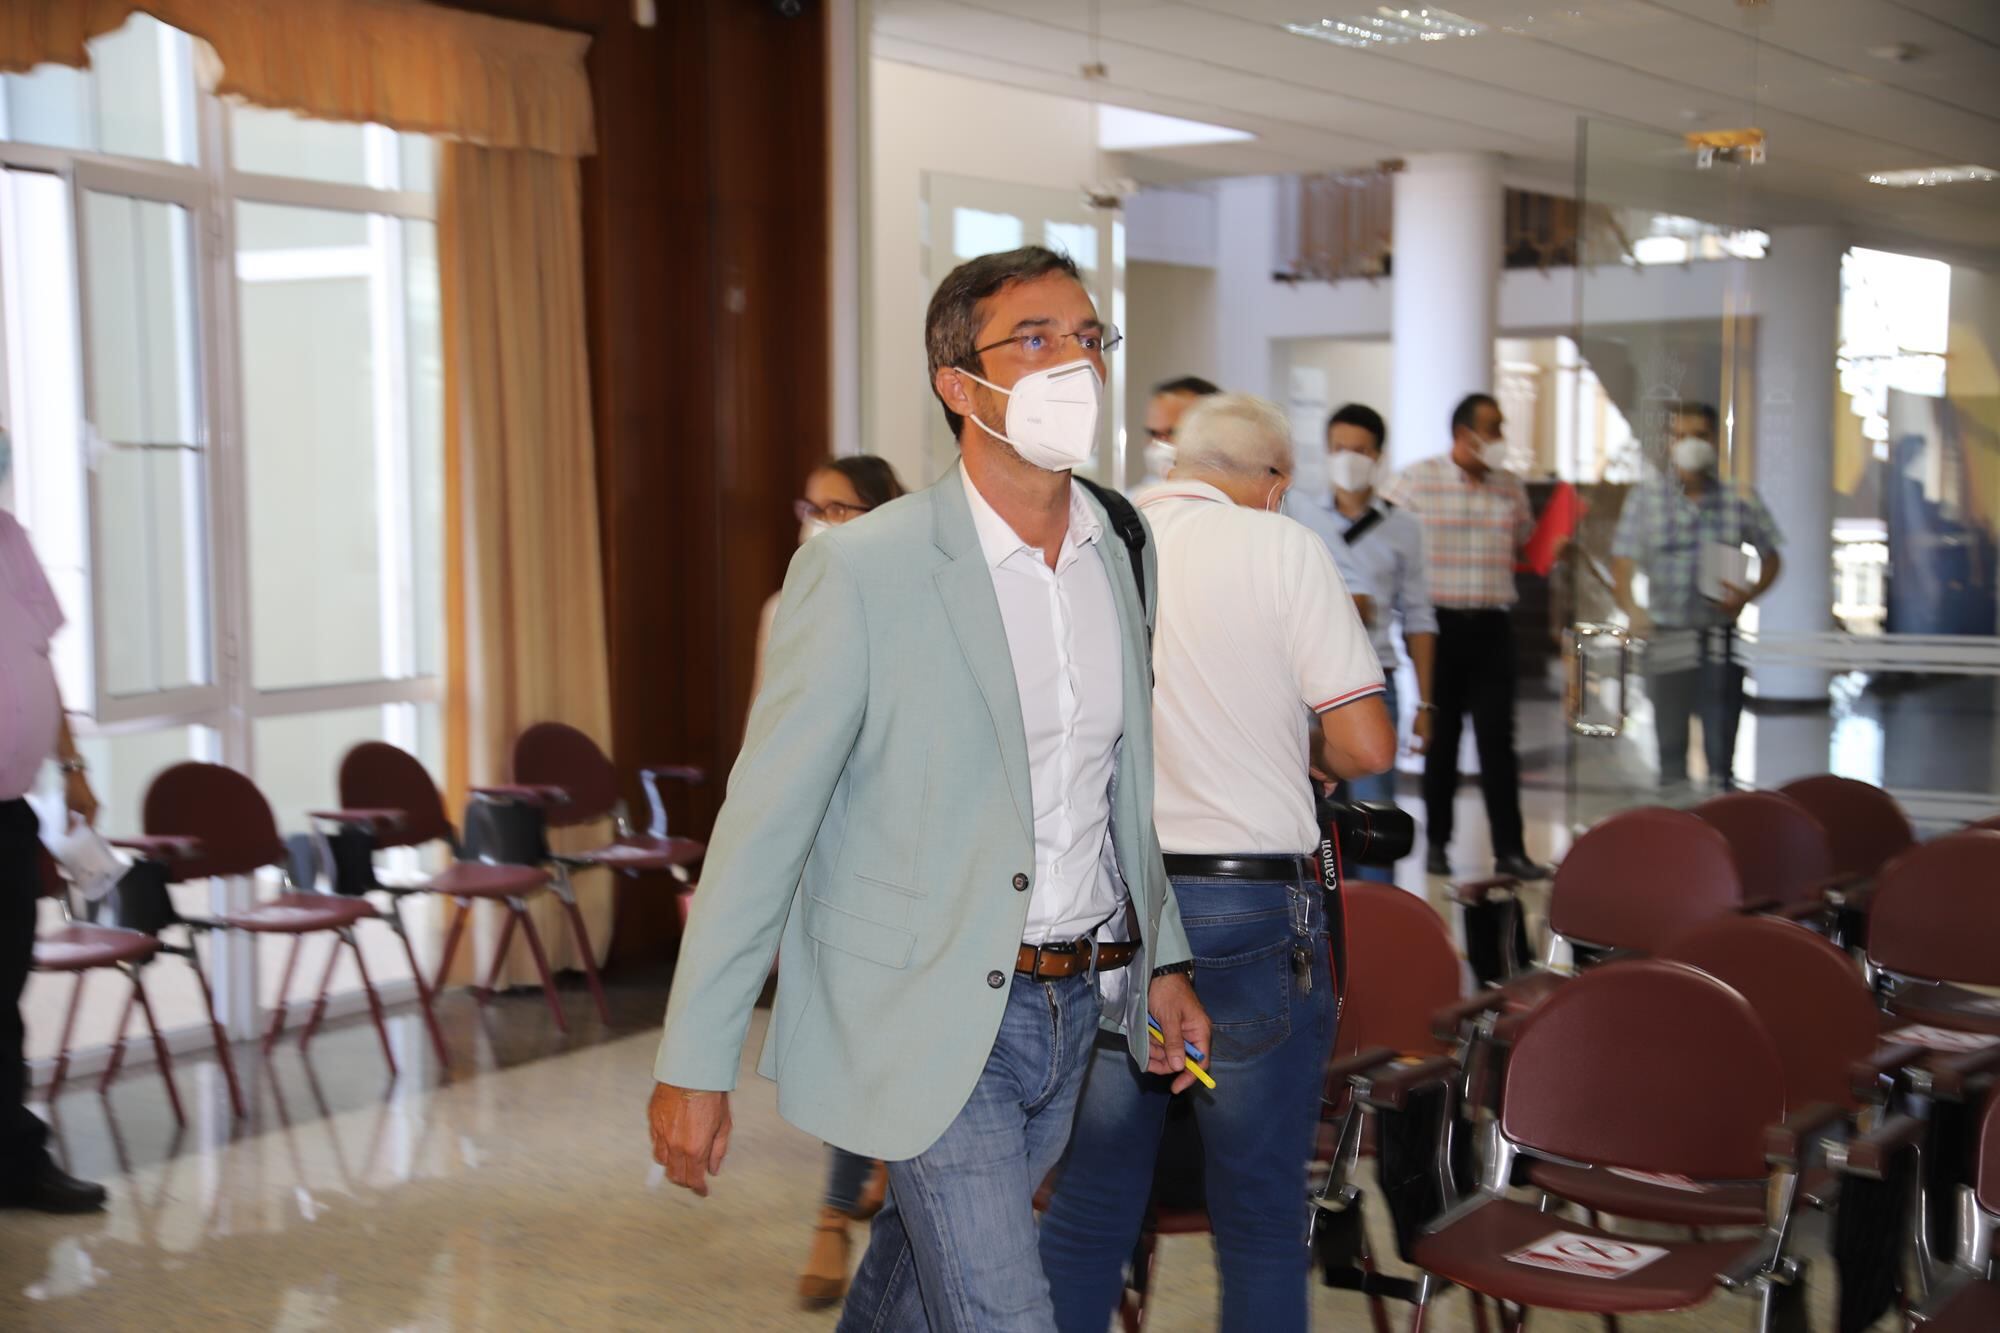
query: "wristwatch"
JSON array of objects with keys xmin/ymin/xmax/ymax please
[
  {"xmin": 1150, "ymin": 960, "xmax": 1195, "ymax": 980},
  {"xmin": 58, "ymin": 757, "xmax": 88, "ymax": 775}
]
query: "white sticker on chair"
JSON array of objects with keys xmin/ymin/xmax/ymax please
[
  {"xmin": 1888, "ymin": 1025, "xmax": 2000, "ymax": 1054},
  {"xmin": 1506, "ymin": 1233, "xmax": 1669, "ymax": 1280}
]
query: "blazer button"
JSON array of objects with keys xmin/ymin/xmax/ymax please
[
  {"xmin": 987, "ymin": 970, "xmax": 1006, "ymax": 989},
  {"xmin": 1012, "ymin": 872, "xmax": 1030, "ymax": 892}
]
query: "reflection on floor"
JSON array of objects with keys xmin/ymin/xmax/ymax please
[{"xmin": 3, "ymin": 962, "xmax": 1894, "ymax": 1332}]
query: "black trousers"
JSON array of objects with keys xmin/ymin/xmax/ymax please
[
  {"xmin": 1646, "ymin": 630, "xmax": 1746, "ymax": 788},
  {"xmin": 1, "ymin": 797, "xmax": 49, "ymax": 1186},
  {"xmin": 1423, "ymin": 608, "xmax": 1526, "ymax": 859}
]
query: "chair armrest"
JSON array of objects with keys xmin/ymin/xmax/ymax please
[
  {"xmin": 1360, "ymin": 1055, "xmax": 1458, "ymax": 1111},
  {"xmin": 1837, "ymin": 1114, "xmax": 1926, "ymax": 1180},
  {"xmin": 639, "ymin": 764, "xmax": 705, "ymax": 785},
  {"xmin": 1432, "ymin": 988, "xmax": 1510, "ymax": 1041},
  {"xmin": 1928, "ymin": 1041, "xmax": 2000, "ymax": 1100},
  {"xmin": 1765, "ymin": 1101, "xmax": 1845, "ymax": 1168},
  {"xmin": 1452, "ymin": 875, "xmax": 1522, "ymax": 906},
  {"xmin": 1850, "ymin": 1042, "xmax": 1928, "ymax": 1103},
  {"xmin": 471, "ymin": 783, "xmax": 569, "ymax": 806},
  {"xmin": 110, "ymin": 834, "xmax": 204, "ymax": 862},
  {"xmin": 308, "ymin": 807, "xmax": 406, "ymax": 831},
  {"xmin": 1324, "ymin": 1046, "xmax": 1401, "ymax": 1087}
]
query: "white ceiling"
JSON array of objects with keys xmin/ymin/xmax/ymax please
[{"xmin": 873, "ymin": 0, "xmax": 2000, "ymax": 264}]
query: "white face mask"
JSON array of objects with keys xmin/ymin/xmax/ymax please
[
  {"xmin": 1328, "ymin": 450, "xmax": 1375, "ymax": 493},
  {"xmin": 798, "ymin": 518, "xmax": 831, "ymax": 545},
  {"xmin": 1478, "ymin": 437, "xmax": 1510, "ymax": 472},
  {"xmin": 1671, "ymin": 434, "xmax": 1718, "ymax": 475},
  {"xmin": 956, "ymin": 359, "xmax": 1102, "ymax": 473},
  {"xmin": 1142, "ymin": 439, "xmax": 1176, "ymax": 481}
]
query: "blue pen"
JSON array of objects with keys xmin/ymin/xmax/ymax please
[{"xmin": 1146, "ymin": 1010, "xmax": 1210, "ymax": 1065}]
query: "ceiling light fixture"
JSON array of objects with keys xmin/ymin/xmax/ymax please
[
  {"xmin": 1283, "ymin": 7, "xmax": 1486, "ymax": 49},
  {"xmin": 1866, "ymin": 164, "xmax": 1997, "ymax": 188}
]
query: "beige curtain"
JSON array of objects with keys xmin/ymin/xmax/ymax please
[
  {"xmin": 440, "ymin": 143, "xmax": 614, "ymax": 983},
  {"xmin": 0, "ymin": 0, "xmax": 593, "ymax": 155}
]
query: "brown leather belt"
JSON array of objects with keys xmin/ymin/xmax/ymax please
[{"xmin": 1015, "ymin": 938, "xmax": 1138, "ymax": 979}]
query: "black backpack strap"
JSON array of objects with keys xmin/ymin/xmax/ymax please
[
  {"xmin": 1341, "ymin": 506, "xmax": 1388, "ymax": 546},
  {"xmin": 1075, "ymin": 476, "xmax": 1149, "ymax": 617}
]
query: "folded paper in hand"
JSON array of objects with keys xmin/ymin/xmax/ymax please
[{"xmin": 1698, "ymin": 542, "xmax": 1754, "ymax": 602}]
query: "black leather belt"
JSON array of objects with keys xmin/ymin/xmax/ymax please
[{"xmin": 1163, "ymin": 853, "xmax": 1317, "ymax": 882}]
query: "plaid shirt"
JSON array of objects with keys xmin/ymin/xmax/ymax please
[
  {"xmin": 1611, "ymin": 476, "xmax": 1784, "ymax": 629},
  {"xmin": 1382, "ymin": 455, "xmax": 1533, "ymax": 609}
]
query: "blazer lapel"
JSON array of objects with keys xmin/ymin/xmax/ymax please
[{"xmin": 931, "ymin": 466, "xmax": 1034, "ymax": 843}]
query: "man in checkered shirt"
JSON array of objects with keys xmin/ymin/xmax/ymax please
[
  {"xmin": 1611, "ymin": 403, "xmax": 1784, "ymax": 790},
  {"xmin": 1383, "ymin": 392, "xmax": 1549, "ymax": 882}
]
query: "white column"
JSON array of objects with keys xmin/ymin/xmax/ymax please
[
  {"xmin": 1752, "ymin": 225, "xmax": 1843, "ymax": 702},
  {"xmin": 1390, "ymin": 152, "xmax": 1501, "ymax": 468}
]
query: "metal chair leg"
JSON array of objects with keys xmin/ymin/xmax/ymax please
[
  {"xmin": 345, "ymin": 928, "xmax": 398, "ymax": 1079},
  {"xmin": 185, "ymin": 941, "xmax": 246, "ymax": 1118},
  {"xmin": 387, "ymin": 897, "xmax": 450, "ymax": 1067},
  {"xmin": 99, "ymin": 988, "xmax": 138, "ymax": 1093},
  {"xmin": 478, "ymin": 908, "xmax": 521, "ymax": 1003},
  {"xmin": 432, "ymin": 899, "xmax": 471, "ymax": 995},
  {"xmin": 263, "ymin": 934, "xmax": 303, "ymax": 1052},
  {"xmin": 49, "ymin": 971, "xmax": 88, "ymax": 1101},
  {"xmin": 298, "ymin": 933, "xmax": 343, "ymax": 1049},
  {"xmin": 129, "ymin": 966, "xmax": 185, "ymax": 1126},
  {"xmin": 512, "ymin": 902, "xmax": 568, "ymax": 1035},
  {"xmin": 554, "ymin": 891, "xmax": 611, "ymax": 1023}
]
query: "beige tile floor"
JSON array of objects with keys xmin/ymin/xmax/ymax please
[{"xmin": 0, "ymin": 1001, "xmax": 1888, "ymax": 1333}]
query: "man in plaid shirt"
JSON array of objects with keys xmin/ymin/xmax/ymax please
[
  {"xmin": 1383, "ymin": 392, "xmax": 1549, "ymax": 881},
  {"xmin": 1612, "ymin": 403, "xmax": 1784, "ymax": 789}
]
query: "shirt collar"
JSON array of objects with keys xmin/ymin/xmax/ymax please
[
  {"xmin": 1135, "ymin": 478, "xmax": 1231, "ymax": 510},
  {"xmin": 960, "ymin": 467, "xmax": 1103, "ymax": 571}
]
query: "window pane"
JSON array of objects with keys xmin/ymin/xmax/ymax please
[
  {"xmin": 953, "ymin": 208, "xmax": 1023, "ymax": 260},
  {"xmin": 0, "ymin": 15, "xmax": 195, "ymax": 165},
  {"xmin": 1044, "ymin": 220, "xmax": 1099, "ymax": 272},
  {"xmin": 80, "ymin": 192, "xmax": 201, "ymax": 447},
  {"xmin": 231, "ymin": 104, "xmax": 430, "ymax": 192},
  {"xmin": 96, "ymin": 448, "xmax": 209, "ymax": 697},
  {"xmin": 405, "ymin": 222, "xmax": 444, "ymax": 678}
]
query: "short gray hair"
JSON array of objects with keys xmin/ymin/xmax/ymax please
[{"xmin": 1174, "ymin": 393, "xmax": 1292, "ymax": 476}]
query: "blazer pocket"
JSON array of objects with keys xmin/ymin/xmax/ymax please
[
  {"xmin": 852, "ymin": 869, "xmax": 926, "ymax": 899},
  {"xmin": 806, "ymin": 893, "xmax": 917, "ymax": 969}
]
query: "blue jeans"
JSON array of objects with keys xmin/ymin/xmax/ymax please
[
  {"xmin": 826, "ymin": 1145, "xmax": 874, "ymax": 1212},
  {"xmin": 838, "ymin": 970, "xmax": 1100, "ymax": 1333},
  {"xmin": 1039, "ymin": 876, "xmax": 1337, "ymax": 1333},
  {"xmin": 1339, "ymin": 675, "xmax": 1400, "ymax": 884}
]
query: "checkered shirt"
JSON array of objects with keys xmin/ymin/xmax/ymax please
[
  {"xmin": 1382, "ymin": 454, "xmax": 1533, "ymax": 609},
  {"xmin": 1611, "ymin": 476, "xmax": 1783, "ymax": 629}
]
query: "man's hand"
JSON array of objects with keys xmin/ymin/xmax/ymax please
[
  {"xmin": 1626, "ymin": 606, "xmax": 1656, "ymax": 638},
  {"xmin": 1716, "ymin": 581, "xmax": 1753, "ymax": 622},
  {"xmin": 648, "ymin": 1083, "xmax": 732, "ymax": 1197},
  {"xmin": 1410, "ymin": 706, "xmax": 1432, "ymax": 755},
  {"xmin": 64, "ymin": 769, "xmax": 98, "ymax": 828},
  {"xmin": 1146, "ymin": 972, "xmax": 1213, "ymax": 1095}
]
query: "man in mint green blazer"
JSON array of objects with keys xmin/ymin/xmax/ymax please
[{"xmin": 648, "ymin": 246, "xmax": 1209, "ymax": 1331}]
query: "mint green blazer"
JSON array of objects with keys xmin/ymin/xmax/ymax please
[{"xmin": 653, "ymin": 463, "xmax": 1192, "ymax": 1161}]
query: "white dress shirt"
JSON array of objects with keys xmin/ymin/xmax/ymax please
[
  {"xmin": 0, "ymin": 512, "xmax": 66, "ymax": 801},
  {"xmin": 1138, "ymin": 481, "xmax": 1384, "ymax": 854},
  {"xmin": 962, "ymin": 470, "xmax": 1126, "ymax": 944}
]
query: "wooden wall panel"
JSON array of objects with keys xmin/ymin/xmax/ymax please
[{"xmin": 441, "ymin": 0, "xmax": 830, "ymax": 965}]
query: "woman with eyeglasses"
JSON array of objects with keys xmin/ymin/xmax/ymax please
[{"xmin": 750, "ymin": 453, "xmax": 906, "ymax": 1308}]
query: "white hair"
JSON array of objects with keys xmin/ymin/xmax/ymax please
[{"xmin": 1173, "ymin": 392, "xmax": 1292, "ymax": 477}]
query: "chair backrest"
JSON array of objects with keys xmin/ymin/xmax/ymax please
[
  {"xmin": 1338, "ymin": 883, "xmax": 1460, "ymax": 1060},
  {"xmin": 1661, "ymin": 914, "xmax": 1878, "ymax": 1111},
  {"xmin": 1867, "ymin": 830, "xmax": 2000, "ymax": 987},
  {"xmin": 1502, "ymin": 959, "xmax": 1784, "ymax": 1180},
  {"xmin": 1980, "ymin": 1087, "xmax": 2000, "ymax": 1216},
  {"xmin": 142, "ymin": 762, "xmax": 288, "ymax": 881},
  {"xmin": 1777, "ymin": 774, "xmax": 1914, "ymax": 881},
  {"xmin": 511, "ymin": 722, "xmax": 617, "ymax": 828},
  {"xmin": 1971, "ymin": 814, "xmax": 2000, "ymax": 835},
  {"xmin": 1548, "ymin": 807, "xmax": 1742, "ymax": 954},
  {"xmin": 338, "ymin": 742, "xmax": 453, "ymax": 850},
  {"xmin": 1694, "ymin": 790, "xmax": 1834, "ymax": 908}
]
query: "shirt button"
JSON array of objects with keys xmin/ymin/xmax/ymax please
[
  {"xmin": 1012, "ymin": 872, "xmax": 1030, "ymax": 892},
  {"xmin": 987, "ymin": 970, "xmax": 1006, "ymax": 989}
]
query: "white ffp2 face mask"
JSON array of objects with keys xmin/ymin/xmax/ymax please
[
  {"xmin": 957, "ymin": 359, "xmax": 1102, "ymax": 473},
  {"xmin": 798, "ymin": 518, "xmax": 831, "ymax": 545},
  {"xmin": 1671, "ymin": 434, "xmax": 1718, "ymax": 475},
  {"xmin": 1478, "ymin": 438, "xmax": 1511, "ymax": 472},
  {"xmin": 1142, "ymin": 440, "xmax": 1176, "ymax": 481},
  {"xmin": 1328, "ymin": 451, "xmax": 1375, "ymax": 493}
]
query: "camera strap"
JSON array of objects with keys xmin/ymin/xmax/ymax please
[{"xmin": 1315, "ymin": 817, "xmax": 1349, "ymax": 1019}]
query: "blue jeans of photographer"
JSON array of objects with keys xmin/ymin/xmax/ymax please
[{"xmin": 1039, "ymin": 874, "xmax": 1337, "ymax": 1333}]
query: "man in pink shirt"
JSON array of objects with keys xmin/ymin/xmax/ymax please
[{"xmin": 0, "ymin": 437, "xmax": 107, "ymax": 1213}]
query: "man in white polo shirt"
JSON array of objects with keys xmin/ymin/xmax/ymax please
[{"xmin": 1039, "ymin": 393, "xmax": 1393, "ymax": 1332}]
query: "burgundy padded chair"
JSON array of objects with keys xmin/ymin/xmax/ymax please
[
  {"xmin": 1693, "ymin": 790, "xmax": 1838, "ymax": 916},
  {"xmin": 1902, "ymin": 1087, "xmax": 2000, "ymax": 1331},
  {"xmin": 119, "ymin": 762, "xmax": 409, "ymax": 1078},
  {"xmin": 509, "ymin": 722, "xmax": 705, "ymax": 881},
  {"xmin": 1866, "ymin": 829, "xmax": 2000, "ymax": 1036},
  {"xmin": 1777, "ymin": 774, "xmax": 1914, "ymax": 883},
  {"xmin": 1403, "ymin": 961, "xmax": 1813, "ymax": 1331},
  {"xmin": 30, "ymin": 845, "xmax": 201, "ymax": 1123},
  {"xmin": 1525, "ymin": 915, "xmax": 1875, "ymax": 1231},
  {"xmin": 332, "ymin": 741, "xmax": 576, "ymax": 1041}
]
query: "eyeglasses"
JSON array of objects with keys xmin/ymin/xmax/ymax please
[
  {"xmin": 795, "ymin": 498, "xmax": 874, "ymax": 525},
  {"xmin": 972, "ymin": 323, "xmax": 1123, "ymax": 365},
  {"xmin": 1146, "ymin": 426, "xmax": 1174, "ymax": 443}
]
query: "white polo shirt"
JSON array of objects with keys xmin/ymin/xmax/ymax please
[{"xmin": 1138, "ymin": 481, "xmax": 1384, "ymax": 855}]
